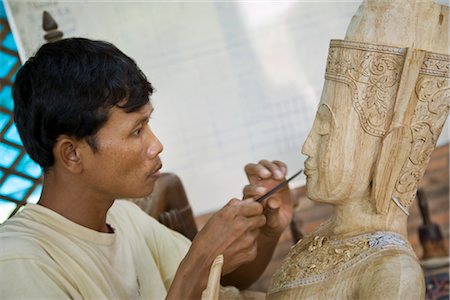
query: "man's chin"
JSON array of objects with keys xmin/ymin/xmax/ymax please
[{"xmin": 123, "ymin": 185, "xmax": 155, "ymax": 200}]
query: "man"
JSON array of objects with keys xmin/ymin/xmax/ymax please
[{"xmin": 0, "ymin": 38, "xmax": 292, "ymax": 299}]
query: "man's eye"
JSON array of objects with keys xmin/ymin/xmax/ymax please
[{"xmin": 133, "ymin": 128, "xmax": 142, "ymax": 136}]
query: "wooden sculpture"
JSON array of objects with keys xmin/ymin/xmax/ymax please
[
  {"xmin": 202, "ymin": 255, "xmax": 224, "ymax": 300},
  {"xmin": 267, "ymin": 0, "xmax": 449, "ymax": 299},
  {"xmin": 42, "ymin": 11, "xmax": 63, "ymax": 43}
]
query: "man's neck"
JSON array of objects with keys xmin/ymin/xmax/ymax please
[{"xmin": 38, "ymin": 173, "xmax": 114, "ymax": 233}]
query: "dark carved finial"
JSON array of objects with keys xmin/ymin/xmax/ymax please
[
  {"xmin": 42, "ymin": 11, "xmax": 63, "ymax": 43},
  {"xmin": 417, "ymin": 188, "xmax": 447, "ymax": 259}
]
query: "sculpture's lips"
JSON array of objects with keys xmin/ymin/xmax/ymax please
[{"xmin": 304, "ymin": 159, "xmax": 316, "ymax": 176}]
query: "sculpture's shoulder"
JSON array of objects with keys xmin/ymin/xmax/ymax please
[
  {"xmin": 357, "ymin": 248, "xmax": 424, "ymax": 300},
  {"xmin": 268, "ymin": 231, "xmax": 423, "ymax": 300}
]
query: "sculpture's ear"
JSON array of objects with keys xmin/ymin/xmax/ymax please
[
  {"xmin": 372, "ymin": 48, "xmax": 424, "ymax": 215},
  {"xmin": 372, "ymin": 126, "xmax": 412, "ymax": 215}
]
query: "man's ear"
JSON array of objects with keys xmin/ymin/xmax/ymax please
[{"xmin": 54, "ymin": 135, "xmax": 83, "ymax": 173}]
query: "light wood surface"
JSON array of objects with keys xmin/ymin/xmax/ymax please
[
  {"xmin": 202, "ymin": 255, "xmax": 224, "ymax": 300},
  {"xmin": 267, "ymin": 0, "xmax": 449, "ymax": 299}
]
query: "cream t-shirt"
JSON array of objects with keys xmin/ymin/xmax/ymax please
[{"xmin": 0, "ymin": 200, "xmax": 191, "ymax": 299}]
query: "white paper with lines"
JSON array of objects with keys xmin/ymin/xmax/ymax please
[{"xmin": 8, "ymin": 1, "xmax": 446, "ymax": 215}]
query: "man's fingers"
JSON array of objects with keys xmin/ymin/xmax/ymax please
[
  {"xmin": 263, "ymin": 197, "xmax": 283, "ymax": 229},
  {"xmin": 264, "ymin": 207, "xmax": 280, "ymax": 229},
  {"xmin": 242, "ymin": 184, "xmax": 267, "ymax": 199},
  {"xmin": 232, "ymin": 213, "xmax": 267, "ymax": 233},
  {"xmin": 244, "ymin": 163, "xmax": 271, "ymax": 182},
  {"xmin": 263, "ymin": 197, "xmax": 283, "ymax": 228},
  {"xmin": 221, "ymin": 230, "xmax": 260, "ymax": 274},
  {"xmin": 244, "ymin": 160, "xmax": 287, "ymax": 183},
  {"xmin": 226, "ymin": 198, "xmax": 263, "ymax": 217},
  {"xmin": 266, "ymin": 196, "xmax": 282, "ymax": 210},
  {"xmin": 247, "ymin": 214, "xmax": 267, "ymax": 231},
  {"xmin": 272, "ymin": 160, "xmax": 288, "ymax": 175},
  {"xmin": 258, "ymin": 160, "xmax": 285, "ymax": 180}
]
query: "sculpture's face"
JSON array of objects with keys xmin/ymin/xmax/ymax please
[{"xmin": 301, "ymin": 81, "xmax": 381, "ymax": 204}]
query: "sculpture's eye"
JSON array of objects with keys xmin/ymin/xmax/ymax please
[
  {"xmin": 318, "ymin": 121, "xmax": 330, "ymax": 136},
  {"xmin": 316, "ymin": 105, "xmax": 332, "ymax": 136}
]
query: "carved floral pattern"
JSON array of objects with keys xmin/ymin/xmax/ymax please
[
  {"xmin": 421, "ymin": 52, "xmax": 450, "ymax": 77},
  {"xmin": 268, "ymin": 231, "xmax": 413, "ymax": 294},
  {"xmin": 325, "ymin": 40, "xmax": 406, "ymax": 137},
  {"xmin": 324, "ymin": 41, "xmax": 449, "ymax": 209},
  {"xmin": 394, "ymin": 52, "xmax": 450, "ymax": 207}
]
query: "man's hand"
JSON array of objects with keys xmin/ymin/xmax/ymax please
[
  {"xmin": 192, "ymin": 198, "xmax": 266, "ymax": 275},
  {"xmin": 168, "ymin": 160, "xmax": 293, "ymax": 298},
  {"xmin": 221, "ymin": 160, "xmax": 293, "ymax": 289},
  {"xmin": 243, "ymin": 160, "xmax": 293, "ymax": 239},
  {"xmin": 167, "ymin": 198, "xmax": 265, "ymax": 299}
]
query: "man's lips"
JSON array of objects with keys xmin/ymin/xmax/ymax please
[
  {"xmin": 151, "ymin": 164, "xmax": 162, "ymax": 177},
  {"xmin": 148, "ymin": 160, "xmax": 163, "ymax": 178}
]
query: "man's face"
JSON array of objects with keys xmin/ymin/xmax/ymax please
[
  {"xmin": 301, "ymin": 81, "xmax": 381, "ymax": 203},
  {"xmin": 80, "ymin": 102, "xmax": 163, "ymax": 200}
]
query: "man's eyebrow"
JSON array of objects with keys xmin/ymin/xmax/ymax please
[{"xmin": 132, "ymin": 107, "xmax": 153, "ymax": 127}]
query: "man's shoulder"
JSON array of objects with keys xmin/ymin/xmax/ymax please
[
  {"xmin": 0, "ymin": 210, "xmax": 38, "ymax": 252},
  {"xmin": 0, "ymin": 230, "xmax": 48, "ymax": 262},
  {"xmin": 0, "ymin": 206, "xmax": 66, "ymax": 261}
]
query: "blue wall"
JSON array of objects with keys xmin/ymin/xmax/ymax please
[{"xmin": 0, "ymin": 0, "xmax": 42, "ymax": 223}]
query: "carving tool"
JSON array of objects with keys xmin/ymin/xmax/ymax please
[{"xmin": 256, "ymin": 169, "xmax": 303, "ymax": 203}]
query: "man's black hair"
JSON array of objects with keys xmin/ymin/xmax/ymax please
[{"xmin": 13, "ymin": 38, "xmax": 153, "ymax": 170}]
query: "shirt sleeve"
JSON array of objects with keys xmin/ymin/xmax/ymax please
[{"xmin": 0, "ymin": 257, "xmax": 81, "ymax": 299}]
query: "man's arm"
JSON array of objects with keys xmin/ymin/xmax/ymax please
[
  {"xmin": 166, "ymin": 198, "xmax": 266, "ymax": 299},
  {"xmin": 166, "ymin": 160, "xmax": 291, "ymax": 298},
  {"xmin": 222, "ymin": 160, "xmax": 292, "ymax": 289}
]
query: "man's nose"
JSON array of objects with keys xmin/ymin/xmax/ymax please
[{"xmin": 146, "ymin": 130, "xmax": 163, "ymax": 159}]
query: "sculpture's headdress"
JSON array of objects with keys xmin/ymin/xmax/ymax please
[{"xmin": 322, "ymin": 0, "xmax": 449, "ymax": 214}]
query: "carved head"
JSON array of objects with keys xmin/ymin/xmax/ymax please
[
  {"xmin": 302, "ymin": 38, "xmax": 449, "ymax": 215},
  {"xmin": 302, "ymin": 40, "xmax": 404, "ymax": 205}
]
